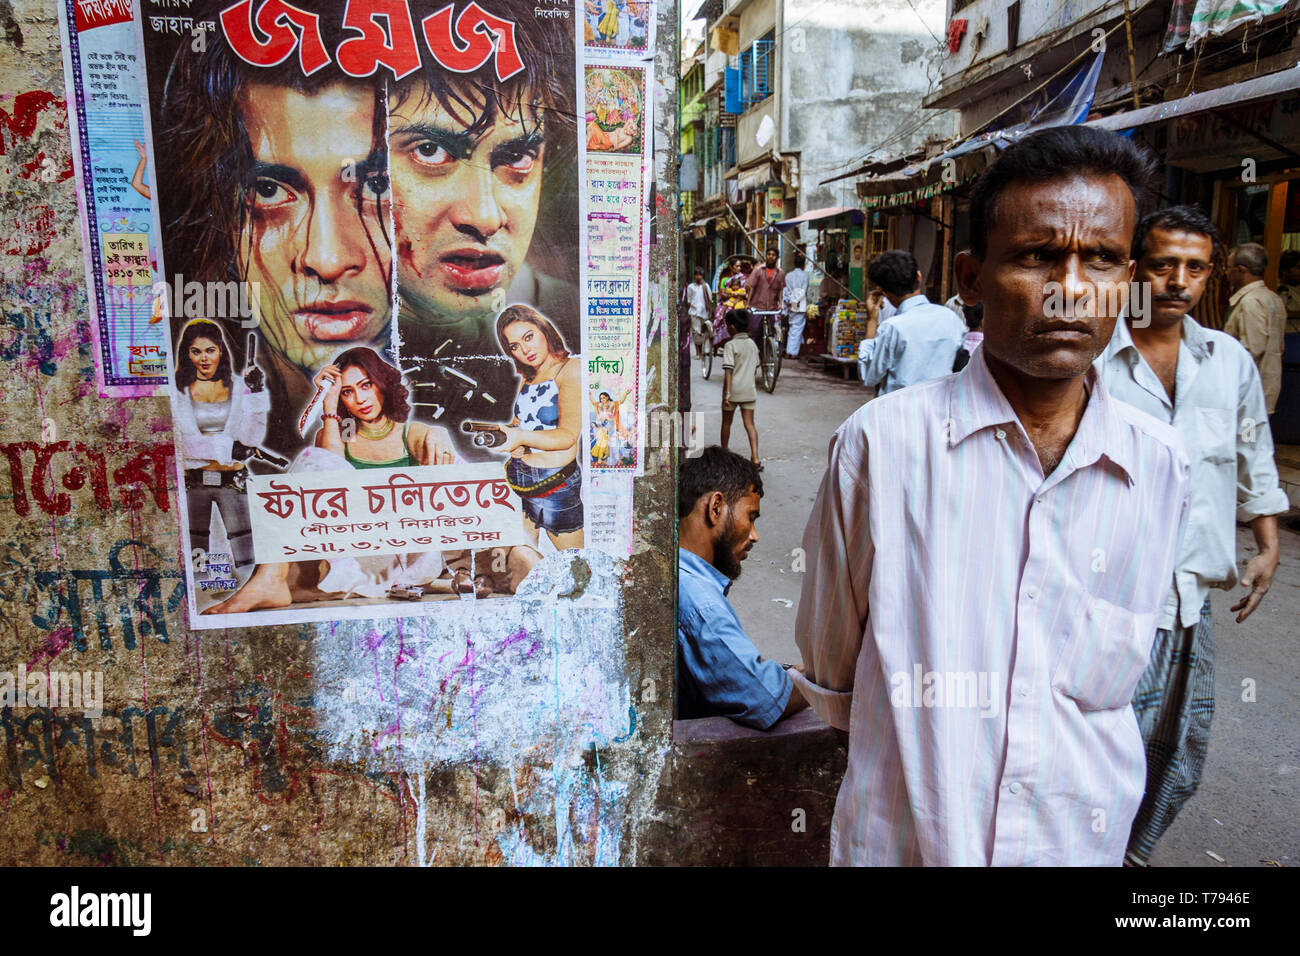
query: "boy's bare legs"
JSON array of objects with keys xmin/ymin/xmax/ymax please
[
  {"xmin": 741, "ymin": 406, "xmax": 759, "ymax": 465},
  {"xmin": 720, "ymin": 404, "xmax": 735, "ymax": 450}
]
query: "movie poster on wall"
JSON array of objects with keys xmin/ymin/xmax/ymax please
[
  {"xmin": 57, "ymin": 0, "xmax": 169, "ymax": 396},
  {"xmin": 133, "ymin": 0, "xmax": 644, "ymax": 628}
]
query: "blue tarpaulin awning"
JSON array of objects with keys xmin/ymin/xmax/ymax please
[{"xmin": 903, "ymin": 51, "xmax": 1105, "ymax": 176}]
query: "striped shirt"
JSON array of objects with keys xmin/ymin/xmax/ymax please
[{"xmin": 793, "ymin": 345, "xmax": 1191, "ymax": 865}]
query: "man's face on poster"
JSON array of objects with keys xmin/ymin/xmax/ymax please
[
  {"xmin": 388, "ymin": 87, "xmax": 544, "ymax": 331},
  {"xmin": 239, "ymin": 82, "xmax": 392, "ymax": 374}
]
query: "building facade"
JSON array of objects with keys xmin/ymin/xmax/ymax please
[{"xmin": 680, "ymin": 0, "xmax": 956, "ymax": 297}]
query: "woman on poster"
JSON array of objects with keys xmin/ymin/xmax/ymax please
[
  {"xmin": 206, "ymin": 348, "xmax": 466, "ymax": 613},
  {"xmin": 589, "ymin": 387, "xmax": 631, "ymax": 466},
  {"xmin": 494, "ymin": 305, "xmax": 584, "ymax": 550},
  {"xmin": 174, "ymin": 319, "xmax": 270, "ymax": 575}
]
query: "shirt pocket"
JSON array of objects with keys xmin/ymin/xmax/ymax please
[
  {"xmin": 1052, "ymin": 595, "xmax": 1157, "ymax": 712},
  {"xmin": 1194, "ymin": 406, "xmax": 1236, "ymax": 466}
]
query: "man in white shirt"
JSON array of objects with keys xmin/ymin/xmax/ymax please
[
  {"xmin": 783, "ymin": 253, "xmax": 810, "ymax": 357},
  {"xmin": 794, "ymin": 125, "xmax": 1191, "ymax": 866},
  {"xmin": 857, "ymin": 250, "xmax": 966, "ymax": 394},
  {"xmin": 1224, "ymin": 243, "xmax": 1287, "ymax": 414},
  {"xmin": 681, "ymin": 269, "xmax": 713, "ymax": 358},
  {"xmin": 1096, "ymin": 205, "xmax": 1287, "ymax": 865}
]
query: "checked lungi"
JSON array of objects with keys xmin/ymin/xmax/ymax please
[{"xmin": 1125, "ymin": 596, "xmax": 1215, "ymax": 865}]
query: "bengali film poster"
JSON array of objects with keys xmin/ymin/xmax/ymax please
[
  {"xmin": 132, "ymin": 0, "xmax": 644, "ymax": 628},
  {"xmin": 57, "ymin": 0, "xmax": 168, "ymax": 395},
  {"xmin": 581, "ymin": 63, "xmax": 649, "ymax": 475}
]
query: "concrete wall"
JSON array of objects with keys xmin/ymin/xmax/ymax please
[
  {"xmin": 940, "ymin": 0, "xmax": 1112, "ymax": 82},
  {"xmin": 735, "ymin": 0, "xmax": 778, "ymax": 167},
  {"xmin": 0, "ymin": 0, "xmax": 680, "ymax": 866},
  {"xmin": 781, "ymin": 0, "xmax": 956, "ymax": 212}
]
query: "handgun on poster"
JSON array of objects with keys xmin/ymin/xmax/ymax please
[
  {"xmin": 232, "ymin": 333, "xmax": 289, "ymax": 467},
  {"xmin": 460, "ymin": 420, "xmax": 508, "ymax": 448}
]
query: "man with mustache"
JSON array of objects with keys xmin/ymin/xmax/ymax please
[
  {"xmin": 677, "ymin": 447, "xmax": 806, "ymax": 728},
  {"xmin": 1095, "ymin": 205, "xmax": 1288, "ymax": 865},
  {"xmin": 794, "ymin": 127, "xmax": 1191, "ymax": 865},
  {"xmin": 387, "ymin": 0, "xmax": 579, "ymax": 445}
]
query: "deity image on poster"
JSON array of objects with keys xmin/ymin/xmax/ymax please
[
  {"xmin": 138, "ymin": 0, "xmax": 587, "ymax": 626},
  {"xmin": 582, "ymin": 0, "xmax": 651, "ymax": 54},
  {"xmin": 584, "ymin": 67, "xmax": 642, "ymax": 154}
]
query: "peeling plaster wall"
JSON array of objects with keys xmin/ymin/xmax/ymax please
[
  {"xmin": 0, "ymin": 0, "xmax": 679, "ymax": 866},
  {"xmin": 779, "ymin": 0, "xmax": 957, "ymax": 211}
]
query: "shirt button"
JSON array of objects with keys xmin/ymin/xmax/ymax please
[
  {"xmin": 1008, "ymin": 782, "xmax": 1023, "ymax": 795},
  {"xmin": 1035, "ymin": 495, "xmax": 1045, "ymax": 505},
  {"xmin": 1017, "ymin": 685, "xmax": 1029, "ymax": 698},
  {"xmin": 995, "ymin": 428, "xmax": 1007, "ymax": 440},
  {"xmin": 1026, "ymin": 588, "xmax": 1038, "ymax": 600}
]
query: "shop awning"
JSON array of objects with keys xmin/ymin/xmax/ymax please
[
  {"xmin": 1087, "ymin": 64, "xmax": 1300, "ymax": 133},
  {"xmin": 737, "ymin": 162, "xmax": 778, "ymax": 192},
  {"xmin": 772, "ymin": 205, "xmax": 865, "ymax": 229}
]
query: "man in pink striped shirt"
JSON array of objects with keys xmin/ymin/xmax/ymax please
[{"xmin": 793, "ymin": 126, "xmax": 1192, "ymax": 866}]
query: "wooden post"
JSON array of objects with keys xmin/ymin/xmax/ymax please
[{"xmin": 1122, "ymin": 0, "xmax": 1140, "ymax": 110}]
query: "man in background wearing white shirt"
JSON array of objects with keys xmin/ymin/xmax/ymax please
[
  {"xmin": 794, "ymin": 125, "xmax": 1191, "ymax": 866},
  {"xmin": 681, "ymin": 269, "xmax": 714, "ymax": 359},
  {"xmin": 857, "ymin": 250, "xmax": 966, "ymax": 394},
  {"xmin": 1095, "ymin": 205, "xmax": 1287, "ymax": 865},
  {"xmin": 783, "ymin": 253, "xmax": 810, "ymax": 358}
]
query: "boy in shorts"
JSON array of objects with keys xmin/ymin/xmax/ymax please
[{"xmin": 721, "ymin": 308, "xmax": 761, "ymax": 468}]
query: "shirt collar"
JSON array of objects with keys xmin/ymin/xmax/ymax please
[
  {"xmin": 897, "ymin": 293, "xmax": 930, "ymax": 314},
  {"xmin": 679, "ymin": 547, "xmax": 732, "ymax": 596},
  {"xmin": 1105, "ymin": 314, "xmax": 1211, "ymax": 364},
  {"xmin": 1229, "ymin": 279, "xmax": 1265, "ymax": 305},
  {"xmin": 948, "ymin": 346, "xmax": 1137, "ymax": 485}
]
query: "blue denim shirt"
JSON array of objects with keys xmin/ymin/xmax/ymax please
[{"xmin": 676, "ymin": 548, "xmax": 792, "ymax": 729}]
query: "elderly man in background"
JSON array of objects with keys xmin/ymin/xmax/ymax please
[
  {"xmin": 1224, "ymin": 242, "xmax": 1287, "ymax": 414},
  {"xmin": 1097, "ymin": 205, "xmax": 1288, "ymax": 866}
]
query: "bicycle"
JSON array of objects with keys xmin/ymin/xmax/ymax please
[
  {"xmin": 701, "ymin": 333, "xmax": 714, "ymax": 380},
  {"xmin": 751, "ymin": 309, "xmax": 784, "ymax": 393}
]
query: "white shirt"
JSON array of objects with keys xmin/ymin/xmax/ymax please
[
  {"xmin": 858, "ymin": 294, "xmax": 967, "ymax": 394},
  {"xmin": 1096, "ymin": 317, "xmax": 1289, "ymax": 629},
  {"xmin": 794, "ymin": 347, "xmax": 1191, "ymax": 865},
  {"xmin": 783, "ymin": 267, "xmax": 809, "ymax": 311},
  {"xmin": 684, "ymin": 281, "xmax": 710, "ymax": 318}
]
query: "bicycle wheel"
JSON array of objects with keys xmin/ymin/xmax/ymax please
[
  {"xmin": 761, "ymin": 330, "xmax": 782, "ymax": 393},
  {"xmin": 702, "ymin": 336, "xmax": 713, "ymax": 379}
]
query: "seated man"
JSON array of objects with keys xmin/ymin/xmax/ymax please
[
  {"xmin": 858, "ymin": 249, "xmax": 966, "ymax": 394},
  {"xmin": 677, "ymin": 446, "xmax": 806, "ymax": 728}
]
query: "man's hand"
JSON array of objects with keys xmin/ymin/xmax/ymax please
[{"xmin": 1231, "ymin": 549, "xmax": 1279, "ymax": 622}]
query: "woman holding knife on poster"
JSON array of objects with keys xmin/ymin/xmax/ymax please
[{"xmin": 494, "ymin": 305, "xmax": 584, "ymax": 550}]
